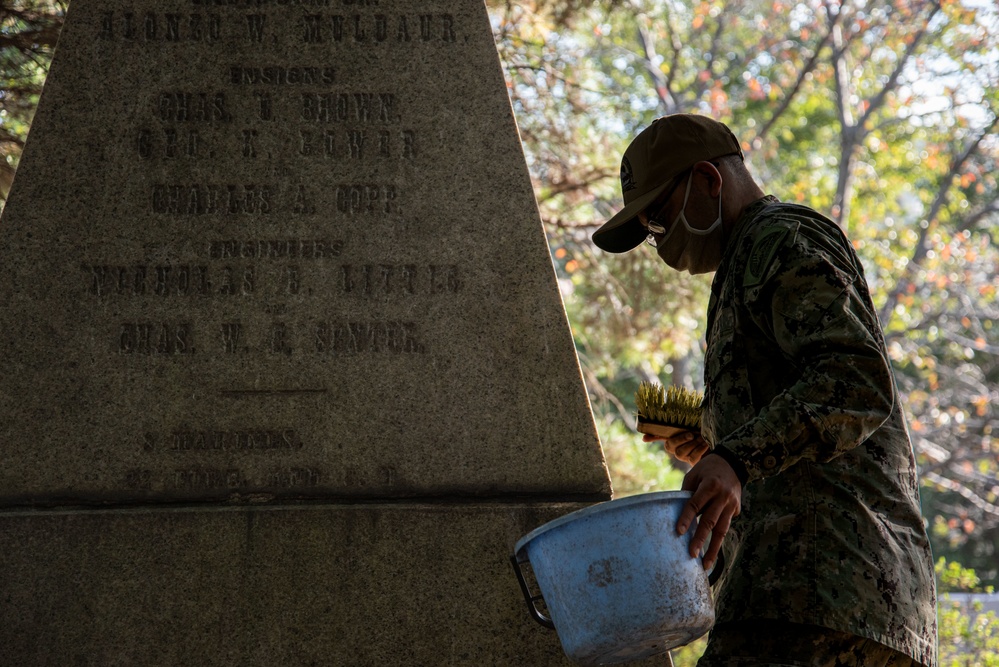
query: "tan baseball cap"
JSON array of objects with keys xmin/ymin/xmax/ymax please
[{"xmin": 592, "ymin": 114, "xmax": 743, "ymax": 253}]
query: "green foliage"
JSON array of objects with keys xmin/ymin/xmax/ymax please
[
  {"xmin": 490, "ymin": 0, "xmax": 999, "ymax": 589},
  {"xmin": 598, "ymin": 409, "xmax": 685, "ymax": 498},
  {"xmin": 936, "ymin": 559, "xmax": 999, "ymax": 666},
  {"xmin": 0, "ymin": 0, "xmax": 65, "ymax": 202},
  {"xmin": 670, "ymin": 635, "xmax": 708, "ymax": 666}
]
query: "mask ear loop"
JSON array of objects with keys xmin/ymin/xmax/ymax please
[
  {"xmin": 680, "ymin": 170, "xmax": 723, "ymax": 236},
  {"xmin": 660, "ymin": 172, "xmax": 695, "ymax": 247}
]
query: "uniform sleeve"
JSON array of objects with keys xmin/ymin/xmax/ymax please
[{"xmin": 716, "ymin": 221, "xmax": 895, "ymax": 483}]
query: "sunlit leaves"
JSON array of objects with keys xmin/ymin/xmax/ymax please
[
  {"xmin": 487, "ymin": 0, "xmax": 999, "ymax": 580},
  {"xmin": 0, "ymin": 1, "xmax": 66, "ymax": 203}
]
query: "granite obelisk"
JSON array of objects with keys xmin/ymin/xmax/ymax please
[{"xmin": 0, "ymin": 2, "xmax": 628, "ymax": 663}]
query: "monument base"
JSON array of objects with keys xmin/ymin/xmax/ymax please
[{"xmin": 0, "ymin": 502, "xmax": 669, "ymax": 666}]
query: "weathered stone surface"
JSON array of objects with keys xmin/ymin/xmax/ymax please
[
  {"xmin": 0, "ymin": 503, "xmax": 668, "ymax": 666},
  {"xmin": 0, "ymin": 3, "xmax": 641, "ymax": 664},
  {"xmin": 0, "ymin": 0, "xmax": 608, "ymax": 503}
]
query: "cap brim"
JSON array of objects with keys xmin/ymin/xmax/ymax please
[{"xmin": 592, "ymin": 180, "xmax": 671, "ymax": 253}]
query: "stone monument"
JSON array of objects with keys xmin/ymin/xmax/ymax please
[{"xmin": 0, "ymin": 1, "xmax": 648, "ymax": 664}]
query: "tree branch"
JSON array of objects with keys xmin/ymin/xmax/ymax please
[
  {"xmin": 634, "ymin": 12, "xmax": 679, "ymax": 114},
  {"xmin": 858, "ymin": 0, "xmax": 942, "ymax": 128},
  {"xmin": 879, "ymin": 112, "xmax": 999, "ymax": 323},
  {"xmin": 755, "ymin": 9, "xmax": 841, "ymax": 144}
]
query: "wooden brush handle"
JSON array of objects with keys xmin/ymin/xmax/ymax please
[{"xmin": 636, "ymin": 421, "xmax": 694, "ymax": 439}]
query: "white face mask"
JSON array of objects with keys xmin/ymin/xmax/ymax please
[{"xmin": 656, "ymin": 172, "xmax": 725, "ymax": 274}]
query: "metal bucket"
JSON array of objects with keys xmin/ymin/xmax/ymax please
[{"xmin": 512, "ymin": 491, "xmax": 715, "ymax": 666}]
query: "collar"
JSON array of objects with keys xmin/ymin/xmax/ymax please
[{"xmin": 711, "ymin": 195, "xmax": 781, "ymax": 293}]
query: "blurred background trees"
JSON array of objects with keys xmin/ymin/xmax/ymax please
[
  {"xmin": 0, "ymin": 0, "xmax": 64, "ymax": 201},
  {"xmin": 488, "ymin": 0, "xmax": 999, "ymax": 588}
]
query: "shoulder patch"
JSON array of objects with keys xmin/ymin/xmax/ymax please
[{"xmin": 743, "ymin": 224, "xmax": 796, "ymax": 287}]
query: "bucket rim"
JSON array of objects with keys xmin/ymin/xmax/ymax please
[{"xmin": 514, "ymin": 490, "xmax": 692, "ymax": 558}]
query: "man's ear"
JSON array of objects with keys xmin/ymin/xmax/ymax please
[{"xmin": 693, "ymin": 160, "xmax": 724, "ymax": 198}]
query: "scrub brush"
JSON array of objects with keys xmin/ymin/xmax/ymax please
[{"xmin": 635, "ymin": 382, "xmax": 703, "ymax": 438}]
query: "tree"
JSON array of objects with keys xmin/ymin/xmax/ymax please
[
  {"xmin": 489, "ymin": 0, "xmax": 999, "ymax": 584},
  {"xmin": 0, "ymin": 0, "xmax": 65, "ymax": 203},
  {"xmin": 937, "ymin": 559, "xmax": 999, "ymax": 666}
]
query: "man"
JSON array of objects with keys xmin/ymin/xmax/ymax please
[{"xmin": 591, "ymin": 114, "xmax": 937, "ymax": 666}]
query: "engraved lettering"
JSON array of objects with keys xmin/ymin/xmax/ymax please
[
  {"xmin": 313, "ymin": 321, "xmax": 426, "ymax": 355},
  {"xmin": 104, "ymin": 12, "xmax": 221, "ymax": 42},
  {"xmin": 337, "ymin": 264, "xmax": 458, "ymax": 296},
  {"xmin": 342, "ymin": 264, "xmax": 370, "ymax": 294},
  {"xmin": 299, "ymin": 92, "xmax": 395, "ymax": 124},
  {"xmin": 303, "ymin": 14, "xmax": 322, "ymax": 42},
  {"xmin": 137, "ymin": 129, "xmax": 202, "ymax": 160},
  {"xmin": 84, "ymin": 264, "xmax": 213, "ymax": 297},
  {"xmin": 285, "ymin": 266, "xmax": 300, "ymax": 295},
  {"xmin": 335, "ymin": 184, "xmax": 397, "ymax": 215},
  {"xmin": 441, "ymin": 14, "xmax": 456, "ymax": 42},
  {"xmin": 295, "ymin": 14, "xmax": 457, "ymax": 44},
  {"xmin": 347, "ymin": 130, "xmax": 365, "ymax": 158},
  {"xmin": 242, "ymin": 129, "xmax": 258, "ymax": 158},
  {"xmin": 189, "ymin": 13, "xmax": 204, "ymax": 40},
  {"xmin": 119, "ymin": 322, "xmax": 194, "ymax": 355},
  {"xmin": 293, "ymin": 185, "xmax": 316, "ymax": 214},
  {"xmin": 208, "ymin": 240, "xmax": 342, "ymax": 259},
  {"xmin": 379, "ymin": 130, "xmax": 390, "ymax": 157},
  {"xmin": 164, "ymin": 128, "xmax": 178, "ymax": 158},
  {"xmin": 172, "ymin": 468, "xmax": 243, "ymax": 490},
  {"xmin": 354, "ymin": 93, "xmax": 373, "ymax": 121},
  {"xmin": 125, "ymin": 469, "xmax": 153, "ymax": 490},
  {"xmin": 331, "ymin": 15, "xmax": 344, "ymax": 41},
  {"xmin": 246, "ymin": 14, "xmax": 266, "ymax": 41},
  {"xmin": 430, "ymin": 264, "xmax": 462, "ymax": 293},
  {"xmin": 188, "ymin": 130, "xmax": 201, "ymax": 157},
  {"xmin": 155, "ymin": 266, "xmax": 171, "ymax": 295},
  {"xmin": 145, "ymin": 12, "xmax": 157, "ymax": 40},
  {"xmin": 374, "ymin": 14, "xmax": 388, "ymax": 41},
  {"xmin": 268, "ymin": 467, "xmax": 322, "ymax": 489},
  {"xmin": 164, "ymin": 429, "xmax": 302, "ymax": 453},
  {"xmin": 137, "ymin": 129, "xmax": 153, "ymax": 159},
  {"xmin": 100, "ymin": 11, "xmax": 114, "ymax": 39},
  {"xmin": 402, "ymin": 129, "xmax": 416, "ymax": 158},
  {"xmin": 216, "ymin": 265, "xmax": 255, "ymax": 295},
  {"xmin": 151, "ymin": 184, "xmax": 272, "ymax": 216},
  {"xmin": 158, "ymin": 92, "xmax": 230, "ymax": 123},
  {"xmin": 165, "ymin": 14, "xmax": 181, "ymax": 41},
  {"xmin": 254, "ymin": 92, "xmax": 272, "ymax": 121},
  {"xmin": 270, "ymin": 322, "xmax": 292, "ymax": 355},
  {"xmin": 221, "ymin": 323, "xmax": 243, "ymax": 353},
  {"xmin": 230, "ymin": 66, "xmax": 336, "ymax": 86}
]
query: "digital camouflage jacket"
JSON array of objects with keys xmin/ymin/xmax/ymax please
[{"xmin": 702, "ymin": 196, "xmax": 938, "ymax": 666}]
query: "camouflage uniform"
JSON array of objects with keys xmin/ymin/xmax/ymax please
[{"xmin": 699, "ymin": 196, "xmax": 937, "ymax": 666}]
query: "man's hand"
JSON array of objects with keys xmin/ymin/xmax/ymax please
[
  {"xmin": 676, "ymin": 453, "xmax": 742, "ymax": 571},
  {"xmin": 642, "ymin": 431, "xmax": 711, "ymax": 465}
]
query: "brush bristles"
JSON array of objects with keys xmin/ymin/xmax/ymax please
[{"xmin": 635, "ymin": 382, "xmax": 703, "ymax": 429}]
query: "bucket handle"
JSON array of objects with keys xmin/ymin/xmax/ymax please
[{"xmin": 510, "ymin": 554, "xmax": 555, "ymax": 629}]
